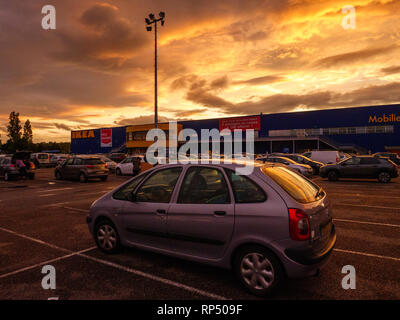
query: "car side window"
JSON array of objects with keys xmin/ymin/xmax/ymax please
[
  {"xmin": 73, "ymin": 158, "xmax": 83, "ymax": 165},
  {"xmin": 360, "ymin": 158, "xmax": 380, "ymax": 165},
  {"xmin": 113, "ymin": 172, "xmax": 151, "ymax": 201},
  {"xmin": 66, "ymin": 158, "xmax": 74, "ymax": 165},
  {"xmin": 178, "ymin": 167, "xmax": 230, "ymax": 204},
  {"xmin": 226, "ymin": 169, "xmax": 267, "ymax": 203},
  {"xmin": 136, "ymin": 167, "xmax": 182, "ymax": 203},
  {"xmin": 345, "ymin": 157, "xmax": 360, "ymax": 165}
]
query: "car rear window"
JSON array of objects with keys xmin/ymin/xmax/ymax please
[
  {"xmin": 38, "ymin": 154, "xmax": 48, "ymax": 159},
  {"xmin": 84, "ymin": 159, "xmax": 103, "ymax": 165},
  {"xmin": 261, "ymin": 166, "xmax": 321, "ymax": 204}
]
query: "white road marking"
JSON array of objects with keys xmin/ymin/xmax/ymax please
[
  {"xmin": 61, "ymin": 206, "xmax": 89, "ymax": 213},
  {"xmin": 0, "ymin": 226, "xmax": 228, "ymax": 299},
  {"xmin": 334, "ymin": 218, "xmax": 400, "ymax": 228},
  {"xmin": 39, "ymin": 193, "xmax": 56, "ymax": 197},
  {"xmin": 37, "ymin": 187, "xmax": 73, "ymax": 193},
  {"xmin": 78, "ymin": 253, "xmax": 229, "ymax": 300},
  {"xmin": 40, "ymin": 202, "xmax": 71, "ymax": 208},
  {"xmin": 328, "ymin": 192, "xmax": 400, "ymax": 199},
  {"xmin": 334, "ymin": 248, "xmax": 400, "ymax": 262},
  {"xmin": 334, "ymin": 203, "xmax": 400, "ymax": 210},
  {"xmin": 0, "ymin": 247, "xmax": 96, "ymax": 279}
]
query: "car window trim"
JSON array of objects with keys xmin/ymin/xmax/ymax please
[{"xmin": 112, "ymin": 170, "xmax": 152, "ymax": 201}]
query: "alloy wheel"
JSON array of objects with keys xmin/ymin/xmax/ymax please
[
  {"xmin": 96, "ymin": 224, "xmax": 117, "ymax": 251},
  {"xmin": 379, "ymin": 172, "xmax": 390, "ymax": 183},
  {"xmin": 240, "ymin": 253, "xmax": 275, "ymax": 290}
]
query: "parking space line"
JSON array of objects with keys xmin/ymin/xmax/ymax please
[
  {"xmin": 334, "ymin": 218, "xmax": 400, "ymax": 228},
  {"xmin": 0, "ymin": 247, "xmax": 96, "ymax": 279},
  {"xmin": 77, "ymin": 253, "xmax": 229, "ymax": 300},
  {"xmin": 0, "ymin": 226, "xmax": 228, "ymax": 299},
  {"xmin": 37, "ymin": 187, "xmax": 73, "ymax": 193},
  {"xmin": 334, "ymin": 248, "xmax": 400, "ymax": 262},
  {"xmin": 61, "ymin": 206, "xmax": 89, "ymax": 213},
  {"xmin": 40, "ymin": 202, "xmax": 71, "ymax": 208},
  {"xmin": 39, "ymin": 193, "xmax": 56, "ymax": 197},
  {"xmin": 334, "ymin": 203, "xmax": 400, "ymax": 210},
  {"xmin": 327, "ymin": 192, "xmax": 400, "ymax": 199}
]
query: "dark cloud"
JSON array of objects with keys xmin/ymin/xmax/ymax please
[
  {"xmin": 54, "ymin": 123, "xmax": 72, "ymax": 131},
  {"xmin": 210, "ymin": 76, "xmax": 229, "ymax": 90},
  {"xmin": 314, "ymin": 45, "xmax": 399, "ymax": 69},
  {"xmin": 233, "ymin": 75, "xmax": 284, "ymax": 85},
  {"xmin": 114, "ymin": 115, "xmax": 171, "ymax": 126},
  {"xmin": 381, "ymin": 65, "xmax": 400, "ymax": 75}
]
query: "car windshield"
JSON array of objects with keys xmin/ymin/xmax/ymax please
[
  {"xmin": 261, "ymin": 166, "xmax": 322, "ymax": 203},
  {"xmin": 275, "ymin": 157, "xmax": 296, "ymax": 164},
  {"xmin": 38, "ymin": 154, "xmax": 48, "ymax": 159}
]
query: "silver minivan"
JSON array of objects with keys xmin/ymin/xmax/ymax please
[{"xmin": 87, "ymin": 161, "xmax": 336, "ymax": 296}]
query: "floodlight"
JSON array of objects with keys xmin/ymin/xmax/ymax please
[
  {"xmin": 159, "ymin": 12, "xmax": 165, "ymax": 18},
  {"xmin": 149, "ymin": 13, "xmax": 155, "ymax": 20},
  {"xmin": 146, "ymin": 26, "xmax": 152, "ymax": 31},
  {"xmin": 161, "ymin": 20, "xmax": 165, "ymax": 26},
  {"xmin": 145, "ymin": 18, "xmax": 151, "ymax": 24}
]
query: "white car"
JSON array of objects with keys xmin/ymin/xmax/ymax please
[
  {"xmin": 256, "ymin": 156, "xmax": 313, "ymax": 177},
  {"xmin": 115, "ymin": 155, "xmax": 144, "ymax": 175},
  {"xmin": 97, "ymin": 155, "xmax": 118, "ymax": 172},
  {"xmin": 302, "ymin": 150, "xmax": 347, "ymax": 164}
]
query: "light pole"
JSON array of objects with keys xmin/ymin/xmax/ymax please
[{"xmin": 145, "ymin": 12, "xmax": 165, "ymax": 130}]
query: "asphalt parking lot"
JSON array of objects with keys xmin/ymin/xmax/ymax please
[{"xmin": 0, "ymin": 168, "xmax": 399, "ymax": 300}]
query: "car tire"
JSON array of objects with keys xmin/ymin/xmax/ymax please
[
  {"xmin": 116, "ymin": 168, "xmax": 122, "ymax": 176},
  {"xmin": 233, "ymin": 245, "xmax": 283, "ymax": 297},
  {"xmin": 100, "ymin": 176, "xmax": 108, "ymax": 181},
  {"xmin": 79, "ymin": 172, "xmax": 87, "ymax": 183},
  {"xmin": 378, "ymin": 171, "xmax": 391, "ymax": 183},
  {"xmin": 94, "ymin": 219, "xmax": 121, "ymax": 254},
  {"xmin": 327, "ymin": 170, "xmax": 339, "ymax": 181},
  {"xmin": 55, "ymin": 171, "xmax": 62, "ymax": 180}
]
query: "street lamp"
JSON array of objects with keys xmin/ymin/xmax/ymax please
[{"xmin": 145, "ymin": 11, "xmax": 165, "ymax": 129}]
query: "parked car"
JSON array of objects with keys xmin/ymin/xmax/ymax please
[
  {"xmin": 0, "ymin": 155, "xmax": 35, "ymax": 180},
  {"xmin": 50, "ymin": 154, "xmax": 70, "ymax": 167},
  {"xmin": 302, "ymin": 150, "xmax": 345, "ymax": 164},
  {"xmin": 256, "ymin": 156, "xmax": 313, "ymax": 177},
  {"xmin": 320, "ymin": 156, "xmax": 398, "ymax": 183},
  {"xmin": 116, "ymin": 155, "xmax": 145, "ymax": 176},
  {"xmin": 271, "ymin": 153, "xmax": 323, "ymax": 174},
  {"xmin": 30, "ymin": 152, "xmax": 51, "ymax": 168},
  {"xmin": 55, "ymin": 156, "xmax": 109, "ymax": 182},
  {"xmin": 87, "ymin": 161, "xmax": 336, "ymax": 296},
  {"xmin": 96, "ymin": 155, "xmax": 118, "ymax": 172},
  {"xmin": 108, "ymin": 153, "xmax": 127, "ymax": 163},
  {"xmin": 373, "ymin": 152, "xmax": 400, "ymax": 166}
]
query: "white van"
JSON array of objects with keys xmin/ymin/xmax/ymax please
[
  {"xmin": 30, "ymin": 153, "xmax": 51, "ymax": 168},
  {"xmin": 302, "ymin": 150, "xmax": 346, "ymax": 164}
]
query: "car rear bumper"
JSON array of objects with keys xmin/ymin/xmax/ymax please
[{"xmin": 284, "ymin": 225, "xmax": 336, "ymax": 265}]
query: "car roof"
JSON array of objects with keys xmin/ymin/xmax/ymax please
[{"xmin": 148, "ymin": 159, "xmax": 276, "ymax": 170}]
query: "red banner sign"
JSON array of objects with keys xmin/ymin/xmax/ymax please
[
  {"xmin": 219, "ymin": 116, "xmax": 260, "ymax": 131},
  {"xmin": 101, "ymin": 129, "xmax": 112, "ymax": 147}
]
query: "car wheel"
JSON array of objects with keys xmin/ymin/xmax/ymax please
[
  {"xmin": 116, "ymin": 168, "xmax": 122, "ymax": 176},
  {"xmin": 100, "ymin": 176, "xmax": 108, "ymax": 181},
  {"xmin": 4, "ymin": 172, "xmax": 9, "ymax": 181},
  {"xmin": 94, "ymin": 219, "xmax": 121, "ymax": 254},
  {"xmin": 327, "ymin": 170, "xmax": 339, "ymax": 181},
  {"xmin": 234, "ymin": 245, "xmax": 283, "ymax": 297},
  {"xmin": 378, "ymin": 171, "xmax": 391, "ymax": 183},
  {"xmin": 55, "ymin": 171, "xmax": 62, "ymax": 180},
  {"xmin": 79, "ymin": 172, "xmax": 87, "ymax": 183}
]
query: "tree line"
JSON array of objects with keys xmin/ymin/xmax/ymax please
[{"xmin": 1, "ymin": 111, "xmax": 70, "ymax": 154}]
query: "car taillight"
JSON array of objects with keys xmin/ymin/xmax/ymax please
[
  {"xmin": 30, "ymin": 162, "xmax": 35, "ymax": 169},
  {"xmin": 336, "ymin": 157, "xmax": 340, "ymax": 163},
  {"xmin": 86, "ymin": 165, "xmax": 94, "ymax": 168},
  {"xmin": 288, "ymin": 208, "xmax": 310, "ymax": 241},
  {"xmin": 104, "ymin": 163, "xmax": 108, "ymax": 168},
  {"xmin": 9, "ymin": 164, "xmax": 15, "ymax": 167}
]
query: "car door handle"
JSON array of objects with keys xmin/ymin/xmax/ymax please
[
  {"xmin": 156, "ymin": 209, "xmax": 166, "ymax": 215},
  {"xmin": 214, "ymin": 211, "xmax": 226, "ymax": 216}
]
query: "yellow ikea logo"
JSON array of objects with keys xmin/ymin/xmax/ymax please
[
  {"xmin": 369, "ymin": 114, "xmax": 400, "ymax": 123},
  {"xmin": 71, "ymin": 130, "xmax": 95, "ymax": 139}
]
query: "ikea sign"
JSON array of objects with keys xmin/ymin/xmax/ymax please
[{"xmin": 71, "ymin": 130, "xmax": 95, "ymax": 139}]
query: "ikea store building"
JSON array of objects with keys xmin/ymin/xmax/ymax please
[{"xmin": 70, "ymin": 104, "xmax": 400, "ymax": 156}]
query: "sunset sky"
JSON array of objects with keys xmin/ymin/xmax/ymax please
[{"xmin": 0, "ymin": 0, "xmax": 399, "ymax": 142}]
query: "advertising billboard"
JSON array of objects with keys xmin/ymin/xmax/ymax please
[
  {"xmin": 219, "ymin": 116, "xmax": 261, "ymax": 131},
  {"xmin": 101, "ymin": 128, "xmax": 112, "ymax": 148}
]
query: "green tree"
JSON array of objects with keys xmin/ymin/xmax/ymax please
[
  {"xmin": 22, "ymin": 119, "xmax": 33, "ymax": 149},
  {"xmin": 7, "ymin": 111, "xmax": 22, "ymax": 143}
]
